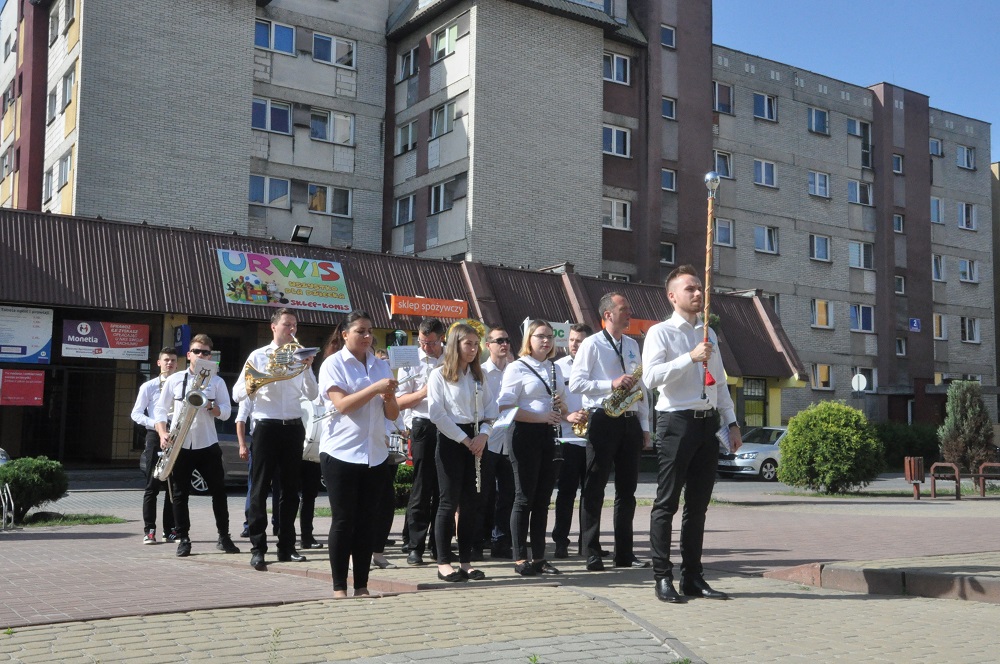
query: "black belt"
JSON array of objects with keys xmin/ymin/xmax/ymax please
[
  {"xmin": 672, "ymin": 408, "xmax": 717, "ymax": 419},
  {"xmin": 257, "ymin": 418, "xmax": 302, "ymax": 426},
  {"xmin": 591, "ymin": 408, "xmax": 638, "ymax": 418},
  {"xmin": 412, "ymin": 417, "xmax": 432, "ymax": 424}
]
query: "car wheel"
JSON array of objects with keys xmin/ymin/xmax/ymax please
[
  {"xmin": 759, "ymin": 459, "xmax": 778, "ymax": 482},
  {"xmin": 190, "ymin": 469, "xmax": 210, "ymax": 494}
]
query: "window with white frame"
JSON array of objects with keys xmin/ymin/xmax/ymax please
[
  {"xmin": 848, "ymin": 179, "xmax": 872, "ymax": 205},
  {"xmin": 602, "ymin": 124, "xmax": 630, "ymax": 157},
  {"xmin": 849, "ymin": 304, "xmax": 874, "ymax": 332},
  {"xmin": 605, "ymin": 272, "xmax": 631, "ymax": 282},
  {"xmin": 49, "ymin": 6, "xmax": 59, "ymax": 45},
  {"xmin": 398, "ymin": 47, "xmax": 418, "ymax": 81},
  {"xmin": 852, "ymin": 367, "xmax": 876, "ymax": 392},
  {"xmin": 933, "ymin": 313, "xmax": 947, "ymax": 340},
  {"xmin": 848, "ymin": 241, "xmax": 873, "ymax": 270},
  {"xmin": 894, "ymin": 275, "xmax": 905, "ymax": 294},
  {"xmin": 251, "ymin": 97, "xmax": 291, "ymax": 134},
  {"xmin": 846, "ymin": 118, "xmax": 864, "ymax": 136},
  {"xmin": 248, "ymin": 174, "xmax": 289, "ymax": 208},
  {"xmin": 661, "ymin": 97, "xmax": 676, "ymax": 119},
  {"xmin": 64, "ymin": 0, "xmax": 75, "ymax": 26},
  {"xmin": 0, "ymin": 150, "xmax": 10, "ymax": 179},
  {"xmin": 602, "ymin": 198, "xmax": 630, "ymax": 230},
  {"xmin": 958, "ymin": 202, "xmax": 976, "ymax": 230},
  {"xmin": 715, "ymin": 218, "xmax": 733, "ymax": 247},
  {"xmin": 809, "ymin": 234, "xmax": 830, "ymax": 261},
  {"xmin": 660, "ymin": 168, "xmax": 676, "ymax": 191},
  {"xmin": 394, "ymin": 195, "xmax": 415, "ymax": 226},
  {"xmin": 929, "ymin": 137, "xmax": 943, "ymax": 156},
  {"xmin": 763, "ymin": 293, "xmax": 779, "ymax": 316},
  {"xmin": 754, "ymin": 225, "xmax": 778, "ymax": 253},
  {"xmin": 932, "ymin": 254, "xmax": 945, "ymax": 281},
  {"xmin": 753, "ymin": 159, "xmax": 775, "ymax": 187},
  {"xmin": 930, "ymin": 197, "xmax": 943, "ymax": 223},
  {"xmin": 807, "ymin": 107, "xmax": 828, "ymax": 134},
  {"xmin": 713, "ymin": 81, "xmax": 732, "ymax": 114},
  {"xmin": 811, "ymin": 299, "xmax": 832, "ymax": 328},
  {"xmin": 893, "ymin": 214, "xmax": 904, "ymax": 233},
  {"xmin": 714, "ymin": 150, "xmax": 731, "ymax": 178},
  {"xmin": 960, "ymin": 317, "xmax": 980, "ymax": 343},
  {"xmin": 61, "ymin": 68, "xmax": 74, "ymax": 109},
  {"xmin": 432, "ymin": 25, "xmax": 458, "ymax": 61},
  {"xmin": 43, "ymin": 168, "xmax": 53, "ymax": 202},
  {"xmin": 659, "ymin": 242, "xmax": 675, "ymax": 264},
  {"xmin": 430, "ymin": 100, "xmax": 456, "ymax": 138},
  {"xmin": 895, "ymin": 337, "xmax": 907, "ymax": 356},
  {"xmin": 56, "ymin": 152, "xmax": 71, "ymax": 188},
  {"xmin": 892, "ymin": 154, "xmax": 904, "ymax": 174},
  {"xmin": 429, "ymin": 180, "xmax": 454, "ymax": 215},
  {"xmin": 753, "ymin": 92, "xmax": 777, "ymax": 121},
  {"xmin": 660, "ymin": 24, "xmax": 676, "ymax": 47},
  {"xmin": 3, "ymin": 35, "xmax": 13, "ymax": 61},
  {"xmin": 314, "ymin": 33, "xmax": 356, "ymax": 69},
  {"xmin": 811, "ymin": 364, "xmax": 833, "ymax": 390},
  {"xmin": 395, "ymin": 120, "xmax": 417, "ymax": 155},
  {"xmin": 808, "ymin": 170, "xmax": 829, "ymax": 197},
  {"xmin": 959, "ymin": 258, "xmax": 979, "ymax": 283},
  {"xmin": 254, "ymin": 19, "xmax": 294, "ymax": 54},
  {"xmin": 308, "ymin": 184, "xmax": 351, "ymax": 217},
  {"xmin": 47, "ymin": 89, "xmax": 57, "ymax": 123},
  {"xmin": 602, "ymin": 52, "xmax": 630, "ymax": 84},
  {"xmin": 956, "ymin": 144, "xmax": 975, "ymax": 170},
  {"xmin": 310, "ymin": 110, "xmax": 353, "ymax": 144}
]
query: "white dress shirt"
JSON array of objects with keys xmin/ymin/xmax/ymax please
[
  {"xmin": 232, "ymin": 341, "xmax": 319, "ymax": 421},
  {"xmin": 131, "ymin": 375, "xmax": 167, "ymax": 430},
  {"xmin": 396, "ymin": 348, "xmax": 443, "ymax": 427},
  {"xmin": 498, "ymin": 356, "xmax": 565, "ymax": 415},
  {"xmin": 154, "ymin": 370, "xmax": 231, "ymax": 450},
  {"xmin": 568, "ymin": 331, "xmax": 649, "ymax": 432},
  {"xmin": 481, "ymin": 357, "xmax": 509, "ymax": 453},
  {"xmin": 554, "ymin": 355, "xmax": 586, "ymax": 446},
  {"xmin": 642, "ymin": 311, "xmax": 737, "ymax": 427},
  {"xmin": 318, "ymin": 347, "xmax": 391, "ymax": 467},
  {"xmin": 428, "ymin": 365, "xmax": 499, "ymax": 444}
]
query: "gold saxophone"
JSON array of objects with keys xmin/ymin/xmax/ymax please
[
  {"xmin": 244, "ymin": 336, "xmax": 312, "ymax": 397},
  {"xmin": 154, "ymin": 359, "xmax": 218, "ymax": 481},
  {"xmin": 603, "ymin": 364, "xmax": 644, "ymax": 417}
]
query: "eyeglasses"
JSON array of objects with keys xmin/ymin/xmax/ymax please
[
  {"xmin": 189, "ymin": 349, "xmax": 212, "ymax": 356},
  {"xmin": 488, "ymin": 338, "xmax": 511, "ymax": 345},
  {"xmin": 531, "ymin": 334, "xmax": 555, "ymax": 341},
  {"xmin": 418, "ymin": 339, "xmax": 442, "ymax": 348}
]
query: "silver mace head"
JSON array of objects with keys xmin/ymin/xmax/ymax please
[{"xmin": 705, "ymin": 171, "xmax": 721, "ymax": 197}]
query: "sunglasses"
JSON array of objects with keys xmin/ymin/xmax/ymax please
[
  {"xmin": 488, "ymin": 338, "xmax": 511, "ymax": 345},
  {"xmin": 189, "ymin": 349, "xmax": 213, "ymax": 356}
]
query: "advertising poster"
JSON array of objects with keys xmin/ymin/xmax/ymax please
[
  {"xmin": 0, "ymin": 369, "xmax": 45, "ymax": 406},
  {"xmin": 61, "ymin": 321, "xmax": 150, "ymax": 360},
  {"xmin": 216, "ymin": 249, "xmax": 352, "ymax": 313},
  {"xmin": 0, "ymin": 306, "xmax": 53, "ymax": 364}
]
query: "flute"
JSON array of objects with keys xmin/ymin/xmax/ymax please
[{"xmin": 311, "ymin": 372, "xmax": 419, "ymax": 423}]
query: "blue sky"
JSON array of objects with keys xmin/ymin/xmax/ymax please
[{"xmin": 713, "ymin": 0, "xmax": 1000, "ymax": 162}]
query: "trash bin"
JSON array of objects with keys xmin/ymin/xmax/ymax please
[{"xmin": 904, "ymin": 456, "xmax": 924, "ymax": 500}]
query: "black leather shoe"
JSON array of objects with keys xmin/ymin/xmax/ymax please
[
  {"xmin": 599, "ymin": 548, "xmax": 611, "ymax": 557},
  {"xmin": 176, "ymin": 538, "xmax": 191, "ymax": 557},
  {"xmin": 554, "ymin": 544, "xmax": 569, "ymax": 559},
  {"xmin": 277, "ymin": 549, "xmax": 306, "ymax": 563},
  {"xmin": 533, "ymin": 560, "xmax": 562, "ymax": 575},
  {"xmin": 406, "ymin": 551, "xmax": 424, "ymax": 566},
  {"xmin": 655, "ymin": 578, "xmax": 687, "ymax": 603},
  {"xmin": 240, "ymin": 526, "xmax": 250, "ymax": 538},
  {"xmin": 250, "ymin": 551, "xmax": 267, "ymax": 571},
  {"xmin": 681, "ymin": 575, "xmax": 729, "ymax": 600},
  {"xmin": 300, "ymin": 538, "xmax": 324, "ymax": 549},
  {"xmin": 614, "ymin": 555, "xmax": 651, "ymax": 569},
  {"xmin": 465, "ymin": 569, "xmax": 487, "ymax": 581},
  {"xmin": 513, "ymin": 561, "xmax": 537, "ymax": 576},
  {"xmin": 586, "ymin": 555, "xmax": 605, "ymax": 571},
  {"xmin": 217, "ymin": 535, "xmax": 240, "ymax": 554},
  {"xmin": 437, "ymin": 569, "xmax": 466, "ymax": 583}
]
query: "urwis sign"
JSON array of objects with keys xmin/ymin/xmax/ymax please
[{"xmin": 216, "ymin": 249, "xmax": 352, "ymax": 313}]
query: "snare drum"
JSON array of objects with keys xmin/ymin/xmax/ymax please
[{"xmin": 387, "ymin": 432, "xmax": 410, "ymax": 465}]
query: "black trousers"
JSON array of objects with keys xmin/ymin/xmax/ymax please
[
  {"xmin": 248, "ymin": 420, "xmax": 303, "ymax": 554},
  {"xmin": 168, "ymin": 443, "xmax": 228, "ymax": 539},
  {"xmin": 372, "ymin": 462, "xmax": 399, "ymax": 554},
  {"xmin": 142, "ymin": 431, "xmax": 175, "ymax": 534},
  {"xmin": 491, "ymin": 451, "xmax": 514, "ymax": 547},
  {"xmin": 580, "ymin": 410, "xmax": 642, "ymax": 562},
  {"xmin": 650, "ymin": 410, "xmax": 720, "ymax": 580},
  {"xmin": 321, "ymin": 453, "xmax": 389, "ymax": 592},
  {"xmin": 509, "ymin": 422, "xmax": 557, "ymax": 562},
  {"xmin": 405, "ymin": 418, "xmax": 438, "ymax": 555},
  {"xmin": 299, "ymin": 459, "xmax": 322, "ymax": 541},
  {"xmin": 434, "ymin": 425, "xmax": 479, "ymax": 565},
  {"xmin": 551, "ymin": 443, "xmax": 587, "ymax": 550}
]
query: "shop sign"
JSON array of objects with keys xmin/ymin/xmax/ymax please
[
  {"xmin": 216, "ymin": 249, "xmax": 352, "ymax": 313},
  {"xmin": 0, "ymin": 305, "xmax": 53, "ymax": 364},
  {"xmin": 61, "ymin": 321, "xmax": 150, "ymax": 360},
  {"xmin": 390, "ymin": 295, "xmax": 467, "ymax": 319},
  {"xmin": 522, "ymin": 318, "xmax": 571, "ymax": 348},
  {"xmin": 0, "ymin": 369, "xmax": 45, "ymax": 406}
]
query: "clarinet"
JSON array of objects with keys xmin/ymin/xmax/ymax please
[
  {"xmin": 550, "ymin": 361, "xmax": 564, "ymax": 464},
  {"xmin": 474, "ymin": 379, "xmax": 482, "ymax": 493}
]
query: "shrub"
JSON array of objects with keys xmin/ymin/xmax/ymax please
[
  {"xmin": 938, "ymin": 381, "xmax": 994, "ymax": 472},
  {"xmin": 875, "ymin": 422, "xmax": 940, "ymax": 469},
  {"xmin": 0, "ymin": 456, "xmax": 69, "ymax": 524},
  {"xmin": 393, "ymin": 463, "xmax": 414, "ymax": 508},
  {"xmin": 778, "ymin": 401, "xmax": 884, "ymax": 494}
]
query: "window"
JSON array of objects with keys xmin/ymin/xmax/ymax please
[
  {"xmin": 848, "ymin": 241, "xmax": 873, "ymax": 270},
  {"xmin": 3, "ymin": 36, "xmax": 13, "ymax": 61},
  {"xmin": 959, "ymin": 259, "xmax": 979, "ymax": 283},
  {"xmin": 960, "ymin": 317, "xmax": 980, "ymax": 343},
  {"xmin": 809, "ymin": 234, "xmax": 830, "ymax": 261},
  {"xmin": 430, "ymin": 181, "xmax": 453, "ymax": 215},
  {"xmin": 0, "ymin": 150, "xmax": 10, "ymax": 179},
  {"xmin": 49, "ymin": 7, "xmax": 59, "ymax": 45},
  {"xmin": 46, "ymin": 89, "xmax": 58, "ymax": 123},
  {"xmin": 892, "ymin": 154, "xmax": 904, "ymax": 174},
  {"xmin": 752, "ymin": 92, "xmax": 777, "ymax": 121},
  {"xmin": 894, "ymin": 275, "xmax": 905, "ymax": 294},
  {"xmin": 430, "ymin": 100, "xmax": 456, "ymax": 138},
  {"xmin": 852, "ymin": 367, "xmax": 876, "ymax": 392},
  {"xmin": 251, "ymin": 97, "xmax": 291, "ymax": 134},
  {"xmin": 847, "ymin": 118, "xmax": 863, "ymax": 136},
  {"xmin": 933, "ymin": 313, "xmax": 947, "ymax": 340},
  {"xmin": 602, "ymin": 198, "xmax": 630, "ymax": 230},
  {"xmin": 661, "ymin": 97, "xmax": 676, "ymax": 119},
  {"xmin": 713, "ymin": 81, "xmax": 732, "ymax": 114},
  {"xmin": 929, "ymin": 137, "xmax": 942, "ymax": 156},
  {"xmin": 61, "ymin": 69, "xmax": 74, "ymax": 110},
  {"xmin": 930, "ymin": 197, "xmax": 943, "ymax": 224},
  {"xmin": 895, "ymin": 337, "xmax": 907, "ymax": 357},
  {"xmin": 64, "ymin": 0, "xmax": 75, "ymax": 26},
  {"xmin": 602, "ymin": 125, "xmax": 630, "ymax": 157},
  {"xmin": 714, "ymin": 150, "xmax": 731, "ymax": 178},
  {"xmin": 659, "ymin": 242, "xmax": 675, "ymax": 265},
  {"xmin": 754, "ymin": 225, "xmax": 778, "ymax": 253},
  {"xmin": 807, "ymin": 108, "xmax": 828, "ymax": 134},
  {"xmin": 402, "ymin": 224, "xmax": 415, "ymax": 253},
  {"xmin": 426, "ymin": 217, "xmax": 439, "ymax": 248},
  {"xmin": 850, "ymin": 304, "xmax": 874, "ymax": 332},
  {"xmin": 893, "ymin": 214, "xmax": 904, "ymax": 233},
  {"xmin": 808, "ymin": 171, "xmax": 829, "ymax": 197},
  {"xmin": 660, "ymin": 168, "xmax": 676, "ymax": 191},
  {"xmin": 395, "ymin": 195, "xmax": 415, "ymax": 226},
  {"xmin": 811, "ymin": 364, "xmax": 833, "ymax": 390},
  {"xmin": 395, "ymin": 120, "xmax": 417, "ymax": 155},
  {"xmin": 56, "ymin": 152, "xmax": 71, "ymax": 188},
  {"xmin": 605, "ymin": 272, "xmax": 631, "ymax": 282},
  {"xmin": 753, "ymin": 159, "xmax": 775, "ymax": 187},
  {"xmin": 932, "ymin": 254, "xmax": 945, "ymax": 282},
  {"xmin": 314, "ymin": 34, "xmax": 356, "ymax": 69},
  {"xmin": 660, "ymin": 24, "xmax": 676, "ymax": 48},
  {"xmin": 763, "ymin": 293, "xmax": 779, "ymax": 316},
  {"xmin": 399, "ymin": 47, "xmax": 418, "ymax": 80},
  {"xmin": 248, "ymin": 175, "xmax": 289, "ymax": 208},
  {"xmin": 848, "ymin": 180, "xmax": 872, "ymax": 205},
  {"xmin": 956, "ymin": 145, "xmax": 975, "ymax": 170},
  {"xmin": 308, "ymin": 184, "xmax": 351, "ymax": 217},
  {"xmin": 958, "ymin": 202, "xmax": 976, "ymax": 230},
  {"xmin": 811, "ymin": 299, "xmax": 832, "ymax": 328},
  {"xmin": 254, "ymin": 19, "xmax": 294, "ymax": 54},
  {"xmin": 43, "ymin": 169, "xmax": 53, "ymax": 202},
  {"xmin": 602, "ymin": 52, "xmax": 630, "ymax": 85},
  {"xmin": 310, "ymin": 110, "xmax": 353, "ymax": 144},
  {"xmin": 432, "ymin": 25, "xmax": 458, "ymax": 61},
  {"xmin": 715, "ymin": 218, "xmax": 734, "ymax": 247}
]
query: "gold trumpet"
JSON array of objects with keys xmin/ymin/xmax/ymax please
[{"xmin": 244, "ymin": 336, "xmax": 316, "ymax": 397}]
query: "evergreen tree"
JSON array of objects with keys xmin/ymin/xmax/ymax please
[{"xmin": 938, "ymin": 381, "xmax": 994, "ymax": 472}]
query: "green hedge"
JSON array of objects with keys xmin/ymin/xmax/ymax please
[
  {"xmin": 0, "ymin": 456, "xmax": 69, "ymax": 524},
  {"xmin": 393, "ymin": 463, "xmax": 413, "ymax": 508},
  {"xmin": 874, "ymin": 422, "xmax": 940, "ymax": 469}
]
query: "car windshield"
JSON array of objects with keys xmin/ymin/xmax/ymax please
[{"xmin": 742, "ymin": 428, "xmax": 783, "ymax": 445}]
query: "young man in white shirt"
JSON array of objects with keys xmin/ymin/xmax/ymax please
[
  {"xmin": 479, "ymin": 326, "xmax": 515, "ymax": 559},
  {"xmin": 132, "ymin": 347, "xmax": 177, "ymax": 544}
]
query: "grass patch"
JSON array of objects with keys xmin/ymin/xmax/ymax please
[
  {"xmin": 768, "ymin": 481, "xmax": 1000, "ymax": 498},
  {"xmin": 23, "ymin": 512, "xmax": 126, "ymax": 527}
]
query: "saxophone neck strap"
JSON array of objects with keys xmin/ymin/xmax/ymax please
[{"xmin": 602, "ymin": 330, "xmax": 627, "ymax": 374}]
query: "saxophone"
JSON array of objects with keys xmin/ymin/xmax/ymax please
[
  {"xmin": 154, "ymin": 359, "xmax": 218, "ymax": 481},
  {"xmin": 603, "ymin": 364, "xmax": 644, "ymax": 417}
]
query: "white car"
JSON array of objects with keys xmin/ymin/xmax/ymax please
[{"xmin": 718, "ymin": 426, "xmax": 786, "ymax": 482}]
